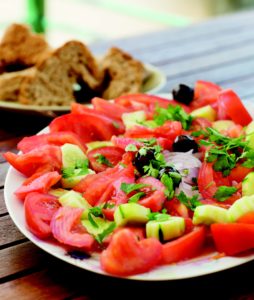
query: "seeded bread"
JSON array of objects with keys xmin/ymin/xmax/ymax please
[
  {"xmin": 0, "ymin": 68, "xmax": 35, "ymax": 102},
  {"xmin": 0, "ymin": 24, "xmax": 50, "ymax": 73},
  {"xmin": 101, "ymin": 47, "xmax": 146, "ymax": 99},
  {"xmin": 18, "ymin": 41, "xmax": 104, "ymax": 106}
]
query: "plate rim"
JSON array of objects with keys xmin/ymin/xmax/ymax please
[{"xmin": 4, "ymin": 97, "xmax": 254, "ymax": 281}]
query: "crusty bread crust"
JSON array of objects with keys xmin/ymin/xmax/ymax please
[
  {"xmin": 101, "ymin": 47, "xmax": 146, "ymax": 99},
  {"xmin": 0, "ymin": 24, "xmax": 50, "ymax": 73},
  {"xmin": 18, "ymin": 41, "xmax": 104, "ymax": 106}
]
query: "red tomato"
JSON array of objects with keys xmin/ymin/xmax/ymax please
[
  {"xmin": 74, "ymin": 165, "xmax": 135, "ymax": 206},
  {"xmin": 3, "ymin": 145, "xmax": 62, "ymax": 177},
  {"xmin": 125, "ymin": 121, "xmax": 182, "ymax": 141},
  {"xmin": 198, "ymin": 162, "xmax": 218, "ymax": 200},
  {"xmin": 161, "ymin": 226, "xmax": 206, "ymax": 264},
  {"xmin": 115, "ymin": 94, "xmax": 191, "ymax": 113},
  {"xmin": 211, "ymin": 223, "xmax": 254, "ymax": 255},
  {"xmin": 111, "ymin": 136, "xmax": 143, "ymax": 150},
  {"xmin": 136, "ymin": 177, "xmax": 166, "ymax": 212},
  {"xmin": 100, "ymin": 228, "xmax": 162, "ymax": 276},
  {"xmin": 24, "ymin": 192, "xmax": 61, "ymax": 239},
  {"xmin": 91, "ymin": 97, "xmax": 132, "ymax": 120},
  {"xmin": 87, "ymin": 146, "xmax": 124, "ymax": 172},
  {"xmin": 50, "ymin": 112, "xmax": 124, "ymax": 144},
  {"xmin": 17, "ymin": 131, "xmax": 86, "ymax": 154},
  {"xmin": 225, "ymin": 124, "xmax": 243, "ymax": 138},
  {"xmin": 51, "ymin": 206, "xmax": 94, "ymax": 249},
  {"xmin": 237, "ymin": 212, "xmax": 254, "ymax": 224},
  {"xmin": 164, "ymin": 198, "xmax": 189, "ymax": 218},
  {"xmin": 229, "ymin": 165, "xmax": 252, "ymax": 183},
  {"xmin": 217, "ymin": 89, "xmax": 252, "ymax": 126},
  {"xmin": 15, "ymin": 171, "xmax": 61, "ymax": 200},
  {"xmin": 191, "ymin": 80, "xmax": 221, "ymax": 109}
]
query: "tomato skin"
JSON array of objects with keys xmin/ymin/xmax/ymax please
[
  {"xmin": 237, "ymin": 212, "xmax": 254, "ymax": 224},
  {"xmin": 217, "ymin": 89, "xmax": 252, "ymax": 126},
  {"xmin": 24, "ymin": 192, "xmax": 61, "ymax": 239},
  {"xmin": 87, "ymin": 146, "xmax": 124, "ymax": 172},
  {"xmin": 100, "ymin": 228, "xmax": 162, "ymax": 276},
  {"xmin": 51, "ymin": 207, "xmax": 94, "ymax": 249},
  {"xmin": 111, "ymin": 136, "xmax": 143, "ymax": 150},
  {"xmin": 15, "ymin": 171, "xmax": 61, "ymax": 200},
  {"xmin": 3, "ymin": 145, "xmax": 62, "ymax": 177},
  {"xmin": 91, "ymin": 97, "xmax": 132, "ymax": 120},
  {"xmin": 191, "ymin": 80, "xmax": 221, "ymax": 109},
  {"xmin": 229, "ymin": 165, "xmax": 252, "ymax": 183},
  {"xmin": 50, "ymin": 112, "xmax": 124, "ymax": 144},
  {"xmin": 211, "ymin": 223, "xmax": 254, "ymax": 255},
  {"xmin": 198, "ymin": 162, "xmax": 217, "ymax": 200},
  {"xmin": 137, "ymin": 177, "xmax": 166, "ymax": 212},
  {"xmin": 17, "ymin": 131, "xmax": 86, "ymax": 154},
  {"xmin": 161, "ymin": 226, "xmax": 206, "ymax": 264}
]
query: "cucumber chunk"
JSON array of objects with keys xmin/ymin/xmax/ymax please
[
  {"xmin": 146, "ymin": 217, "xmax": 185, "ymax": 241},
  {"xmin": 61, "ymin": 143, "xmax": 87, "ymax": 169},
  {"xmin": 114, "ymin": 203, "xmax": 150, "ymax": 227},
  {"xmin": 242, "ymin": 172, "xmax": 254, "ymax": 197},
  {"xmin": 86, "ymin": 141, "xmax": 113, "ymax": 151},
  {"xmin": 59, "ymin": 190, "xmax": 91, "ymax": 218},
  {"xmin": 193, "ymin": 205, "xmax": 230, "ymax": 225},
  {"xmin": 61, "ymin": 169, "xmax": 95, "ymax": 189},
  {"xmin": 122, "ymin": 111, "xmax": 146, "ymax": 129},
  {"xmin": 82, "ymin": 217, "xmax": 113, "ymax": 236},
  {"xmin": 190, "ymin": 105, "xmax": 217, "ymax": 122},
  {"xmin": 228, "ymin": 195, "xmax": 254, "ymax": 222},
  {"xmin": 49, "ymin": 188, "xmax": 69, "ymax": 197},
  {"xmin": 246, "ymin": 121, "xmax": 254, "ymax": 150},
  {"xmin": 212, "ymin": 120, "xmax": 235, "ymax": 132}
]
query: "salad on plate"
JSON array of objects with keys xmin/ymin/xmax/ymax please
[{"xmin": 4, "ymin": 80, "xmax": 254, "ymax": 277}]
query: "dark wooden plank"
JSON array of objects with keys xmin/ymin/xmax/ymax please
[
  {"xmin": 91, "ymin": 10, "xmax": 254, "ymax": 54},
  {"xmin": 0, "ymin": 215, "xmax": 25, "ymax": 247},
  {"xmin": 0, "ymin": 189, "xmax": 7, "ymax": 215},
  {"xmin": 0, "ymin": 162, "xmax": 9, "ymax": 188},
  {"xmin": 0, "ymin": 242, "xmax": 46, "ymax": 280},
  {"xmin": 0, "ymin": 270, "xmax": 79, "ymax": 300}
]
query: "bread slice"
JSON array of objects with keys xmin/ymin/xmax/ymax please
[
  {"xmin": 0, "ymin": 23, "xmax": 50, "ymax": 73},
  {"xmin": 0, "ymin": 68, "xmax": 35, "ymax": 102},
  {"xmin": 101, "ymin": 47, "xmax": 146, "ymax": 99},
  {"xmin": 18, "ymin": 41, "xmax": 104, "ymax": 106}
]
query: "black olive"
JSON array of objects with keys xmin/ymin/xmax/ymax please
[
  {"xmin": 133, "ymin": 149, "xmax": 155, "ymax": 175},
  {"xmin": 172, "ymin": 84, "xmax": 194, "ymax": 105},
  {"xmin": 173, "ymin": 135, "xmax": 198, "ymax": 153},
  {"xmin": 159, "ymin": 166, "xmax": 182, "ymax": 188}
]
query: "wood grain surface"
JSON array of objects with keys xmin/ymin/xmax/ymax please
[{"xmin": 1, "ymin": 10, "xmax": 254, "ymax": 299}]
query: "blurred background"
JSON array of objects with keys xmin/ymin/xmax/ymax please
[{"xmin": 0, "ymin": 0, "xmax": 254, "ymax": 46}]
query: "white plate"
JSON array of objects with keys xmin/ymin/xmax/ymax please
[
  {"xmin": 4, "ymin": 97, "xmax": 254, "ymax": 281},
  {"xmin": 0, "ymin": 63, "xmax": 166, "ymax": 115}
]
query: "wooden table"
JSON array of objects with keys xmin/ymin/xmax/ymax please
[{"xmin": 1, "ymin": 10, "xmax": 254, "ymax": 300}]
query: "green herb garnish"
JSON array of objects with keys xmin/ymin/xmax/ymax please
[
  {"xmin": 128, "ymin": 192, "xmax": 145, "ymax": 203},
  {"xmin": 125, "ymin": 144, "xmax": 138, "ymax": 152},
  {"xmin": 213, "ymin": 186, "xmax": 238, "ymax": 202},
  {"xmin": 176, "ymin": 191, "xmax": 202, "ymax": 211},
  {"xmin": 94, "ymin": 154, "xmax": 113, "ymax": 167},
  {"xmin": 120, "ymin": 182, "xmax": 148, "ymax": 194},
  {"xmin": 94, "ymin": 222, "xmax": 116, "ymax": 244}
]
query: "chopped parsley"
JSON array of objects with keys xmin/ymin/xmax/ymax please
[
  {"xmin": 62, "ymin": 159, "xmax": 90, "ymax": 178},
  {"xmin": 94, "ymin": 222, "xmax": 116, "ymax": 244},
  {"xmin": 137, "ymin": 138, "xmax": 157, "ymax": 146},
  {"xmin": 160, "ymin": 174, "xmax": 174, "ymax": 199},
  {"xmin": 213, "ymin": 186, "xmax": 238, "ymax": 202},
  {"xmin": 128, "ymin": 192, "xmax": 145, "ymax": 203},
  {"xmin": 94, "ymin": 154, "xmax": 113, "ymax": 167},
  {"xmin": 195, "ymin": 127, "xmax": 254, "ymax": 176},
  {"xmin": 125, "ymin": 144, "xmax": 138, "ymax": 152},
  {"xmin": 89, "ymin": 207, "xmax": 103, "ymax": 217},
  {"xmin": 153, "ymin": 104, "xmax": 193, "ymax": 130},
  {"xmin": 176, "ymin": 191, "xmax": 202, "ymax": 211},
  {"xmin": 120, "ymin": 182, "xmax": 148, "ymax": 194},
  {"xmin": 148, "ymin": 209, "xmax": 170, "ymax": 222}
]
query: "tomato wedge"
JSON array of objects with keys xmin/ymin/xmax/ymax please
[
  {"xmin": 15, "ymin": 171, "xmax": 61, "ymax": 200},
  {"xmin": 17, "ymin": 131, "xmax": 86, "ymax": 154},
  {"xmin": 100, "ymin": 228, "xmax": 162, "ymax": 276},
  {"xmin": 24, "ymin": 192, "xmax": 61, "ymax": 239},
  {"xmin": 211, "ymin": 223, "xmax": 254, "ymax": 255},
  {"xmin": 87, "ymin": 146, "xmax": 124, "ymax": 172},
  {"xmin": 217, "ymin": 89, "xmax": 252, "ymax": 126},
  {"xmin": 161, "ymin": 226, "xmax": 206, "ymax": 264},
  {"xmin": 51, "ymin": 206, "xmax": 94, "ymax": 249}
]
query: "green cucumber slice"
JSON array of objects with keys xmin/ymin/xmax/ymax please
[
  {"xmin": 122, "ymin": 110, "xmax": 146, "ymax": 129},
  {"xmin": 86, "ymin": 141, "xmax": 114, "ymax": 151},
  {"xmin": 59, "ymin": 190, "xmax": 91, "ymax": 219},
  {"xmin": 146, "ymin": 217, "xmax": 185, "ymax": 241},
  {"xmin": 114, "ymin": 203, "xmax": 150, "ymax": 227},
  {"xmin": 242, "ymin": 172, "xmax": 254, "ymax": 197},
  {"xmin": 228, "ymin": 195, "xmax": 254, "ymax": 222},
  {"xmin": 193, "ymin": 205, "xmax": 230, "ymax": 225},
  {"xmin": 61, "ymin": 143, "xmax": 87, "ymax": 169}
]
